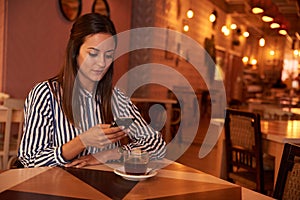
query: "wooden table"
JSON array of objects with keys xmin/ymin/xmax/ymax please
[
  {"xmin": 260, "ymin": 120, "xmax": 300, "ymax": 184},
  {"xmin": 0, "ymin": 161, "xmax": 273, "ymax": 199},
  {"xmin": 282, "ymin": 107, "xmax": 300, "ymax": 115},
  {"xmin": 131, "ymin": 97, "xmax": 177, "ymax": 143}
]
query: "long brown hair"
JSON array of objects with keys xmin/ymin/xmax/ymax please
[{"xmin": 49, "ymin": 13, "xmax": 117, "ymax": 126}]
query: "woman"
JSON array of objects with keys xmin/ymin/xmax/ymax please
[{"xmin": 18, "ymin": 13, "xmax": 166, "ymax": 168}]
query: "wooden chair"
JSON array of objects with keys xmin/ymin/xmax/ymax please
[
  {"xmin": 224, "ymin": 108, "xmax": 274, "ymax": 194},
  {"xmin": 273, "ymin": 143, "xmax": 300, "ymax": 200},
  {"xmin": 0, "ymin": 98, "xmax": 24, "ymax": 169}
]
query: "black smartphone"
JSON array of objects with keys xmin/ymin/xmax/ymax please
[{"xmin": 110, "ymin": 117, "xmax": 136, "ymax": 128}]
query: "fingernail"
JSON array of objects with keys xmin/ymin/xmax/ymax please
[{"xmin": 120, "ymin": 126, "xmax": 125, "ymax": 129}]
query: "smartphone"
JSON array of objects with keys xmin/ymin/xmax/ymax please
[{"xmin": 110, "ymin": 117, "xmax": 136, "ymax": 128}]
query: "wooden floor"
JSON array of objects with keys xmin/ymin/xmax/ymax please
[{"xmin": 174, "ymin": 112, "xmax": 224, "ymax": 178}]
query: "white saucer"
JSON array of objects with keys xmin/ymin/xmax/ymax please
[{"xmin": 114, "ymin": 166, "xmax": 157, "ymax": 181}]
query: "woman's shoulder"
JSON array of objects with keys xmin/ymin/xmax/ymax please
[
  {"xmin": 30, "ymin": 79, "xmax": 60, "ymax": 94},
  {"xmin": 30, "ymin": 81, "xmax": 50, "ymax": 93},
  {"xmin": 27, "ymin": 81, "xmax": 53, "ymax": 100},
  {"xmin": 25, "ymin": 81, "xmax": 53, "ymax": 109},
  {"xmin": 113, "ymin": 88, "xmax": 131, "ymax": 102}
]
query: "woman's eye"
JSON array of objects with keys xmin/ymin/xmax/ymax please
[
  {"xmin": 105, "ymin": 52, "xmax": 114, "ymax": 59},
  {"xmin": 105, "ymin": 54, "xmax": 113, "ymax": 59},
  {"xmin": 88, "ymin": 51, "xmax": 99, "ymax": 57}
]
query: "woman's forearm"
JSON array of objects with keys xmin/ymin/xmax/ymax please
[{"xmin": 62, "ymin": 136, "xmax": 85, "ymax": 161}]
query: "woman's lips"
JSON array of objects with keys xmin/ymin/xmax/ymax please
[{"xmin": 92, "ymin": 69, "xmax": 104, "ymax": 74}]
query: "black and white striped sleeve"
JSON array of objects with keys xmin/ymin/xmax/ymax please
[
  {"xmin": 112, "ymin": 89, "xmax": 167, "ymax": 160},
  {"xmin": 18, "ymin": 82, "xmax": 68, "ymax": 167}
]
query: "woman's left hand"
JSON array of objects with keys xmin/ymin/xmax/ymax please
[{"xmin": 65, "ymin": 154, "xmax": 100, "ymax": 168}]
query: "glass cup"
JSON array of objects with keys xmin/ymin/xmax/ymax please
[{"xmin": 123, "ymin": 149, "xmax": 149, "ymax": 175}]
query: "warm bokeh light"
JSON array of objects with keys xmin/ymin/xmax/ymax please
[
  {"xmin": 186, "ymin": 9, "xmax": 194, "ymax": 19},
  {"xmin": 242, "ymin": 56, "xmax": 249, "ymax": 64},
  {"xmin": 259, "ymin": 38, "xmax": 265, "ymax": 47},
  {"xmin": 270, "ymin": 22, "xmax": 280, "ymax": 29},
  {"xmin": 224, "ymin": 29, "xmax": 230, "ymax": 36},
  {"xmin": 221, "ymin": 25, "xmax": 230, "ymax": 36},
  {"xmin": 209, "ymin": 13, "xmax": 216, "ymax": 22},
  {"xmin": 243, "ymin": 31, "xmax": 249, "ymax": 37},
  {"xmin": 262, "ymin": 16, "xmax": 273, "ymax": 22},
  {"xmin": 294, "ymin": 50, "xmax": 299, "ymax": 56},
  {"xmin": 250, "ymin": 58, "xmax": 257, "ymax": 65},
  {"xmin": 279, "ymin": 29, "xmax": 287, "ymax": 35},
  {"xmin": 269, "ymin": 50, "xmax": 275, "ymax": 56},
  {"xmin": 221, "ymin": 25, "xmax": 227, "ymax": 32},
  {"xmin": 252, "ymin": 7, "xmax": 264, "ymax": 14},
  {"xmin": 183, "ymin": 24, "xmax": 189, "ymax": 32},
  {"xmin": 230, "ymin": 24, "xmax": 237, "ymax": 30}
]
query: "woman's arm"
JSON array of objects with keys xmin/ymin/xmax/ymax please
[
  {"xmin": 18, "ymin": 82, "xmax": 69, "ymax": 167},
  {"xmin": 62, "ymin": 124, "xmax": 127, "ymax": 161},
  {"xmin": 61, "ymin": 136, "xmax": 85, "ymax": 161},
  {"xmin": 18, "ymin": 83, "xmax": 127, "ymax": 167},
  {"xmin": 113, "ymin": 89, "xmax": 167, "ymax": 160},
  {"xmin": 19, "ymin": 82, "xmax": 89, "ymax": 167}
]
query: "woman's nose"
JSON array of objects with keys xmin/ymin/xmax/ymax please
[{"xmin": 96, "ymin": 53, "xmax": 106, "ymax": 67}]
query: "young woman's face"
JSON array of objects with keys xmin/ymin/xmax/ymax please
[{"xmin": 77, "ymin": 33, "xmax": 115, "ymax": 92}]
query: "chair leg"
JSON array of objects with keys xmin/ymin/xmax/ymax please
[{"xmin": 0, "ymin": 157, "xmax": 3, "ymax": 170}]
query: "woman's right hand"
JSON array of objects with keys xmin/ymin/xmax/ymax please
[{"xmin": 78, "ymin": 124, "xmax": 128, "ymax": 148}]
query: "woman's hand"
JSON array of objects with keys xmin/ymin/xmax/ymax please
[
  {"xmin": 64, "ymin": 148, "xmax": 121, "ymax": 168},
  {"xmin": 61, "ymin": 124, "xmax": 127, "ymax": 162},
  {"xmin": 79, "ymin": 124, "xmax": 128, "ymax": 148},
  {"xmin": 64, "ymin": 154, "xmax": 99, "ymax": 168}
]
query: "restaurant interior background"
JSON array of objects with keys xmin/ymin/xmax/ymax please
[
  {"xmin": 0, "ymin": 0, "xmax": 300, "ymax": 174},
  {"xmin": 0, "ymin": 0, "xmax": 299, "ymax": 104}
]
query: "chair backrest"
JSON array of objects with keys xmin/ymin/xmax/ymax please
[
  {"xmin": 0, "ymin": 92, "xmax": 10, "ymax": 104},
  {"xmin": 273, "ymin": 143, "xmax": 300, "ymax": 200},
  {"xmin": 0, "ymin": 98, "xmax": 24, "ymax": 169},
  {"xmin": 3, "ymin": 98, "xmax": 25, "ymax": 148},
  {"xmin": 224, "ymin": 108, "xmax": 265, "ymax": 192}
]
